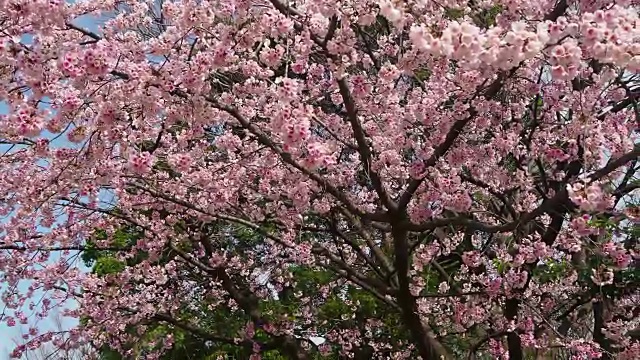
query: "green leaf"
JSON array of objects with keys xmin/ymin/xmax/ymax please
[{"xmin": 93, "ymin": 257, "xmax": 126, "ymax": 276}]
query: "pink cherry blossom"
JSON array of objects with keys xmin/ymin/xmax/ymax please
[{"xmin": 0, "ymin": 0, "xmax": 639, "ymax": 359}]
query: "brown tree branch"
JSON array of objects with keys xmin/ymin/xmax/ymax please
[
  {"xmin": 391, "ymin": 227, "xmax": 451, "ymax": 360},
  {"xmin": 204, "ymin": 100, "xmax": 389, "ymax": 222},
  {"xmin": 337, "ymin": 79, "xmax": 397, "ymax": 212}
]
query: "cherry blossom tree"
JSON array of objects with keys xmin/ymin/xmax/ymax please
[
  {"xmin": 1, "ymin": 0, "xmax": 639, "ymax": 359},
  {"xmin": 12, "ymin": 310, "xmax": 96, "ymax": 360}
]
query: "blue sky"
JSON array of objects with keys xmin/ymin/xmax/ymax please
[
  {"xmin": 0, "ymin": 10, "xmax": 104, "ymax": 359},
  {"xmin": 0, "ymin": 90, "xmax": 82, "ymax": 358}
]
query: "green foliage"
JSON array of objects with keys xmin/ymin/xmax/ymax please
[
  {"xmin": 492, "ymin": 258, "xmax": 509, "ymax": 275},
  {"xmin": 81, "ymin": 226, "xmax": 141, "ymax": 267},
  {"xmin": 534, "ymin": 258, "xmax": 570, "ymax": 284},
  {"xmin": 502, "ymin": 153, "xmax": 519, "ymax": 173},
  {"xmin": 84, "ymin": 219, "xmax": 421, "ymax": 359},
  {"xmin": 444, "ymin": 8, "xmax": 465, "ymax": 20},
  {"xmin": 445, "ymin": 5, "xmax": 502, "ymax": 27},
  {"xmin": 587, "ymin": 216, "xmax": 618, "ymax": 231},
  {"xmin": 98, "ymin": 348, "xmax": 124, "ymax": 360},
  {"xmin": 93, "ymin": 257, "xmax": 126, "ymax": 276},
  {"xmin": 477, "ymin": 5, "xmax": 503, "ymax": 27},
  {"xmin": 413, "ymin": 67, "xmax": 432, "ymax": 82}
]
